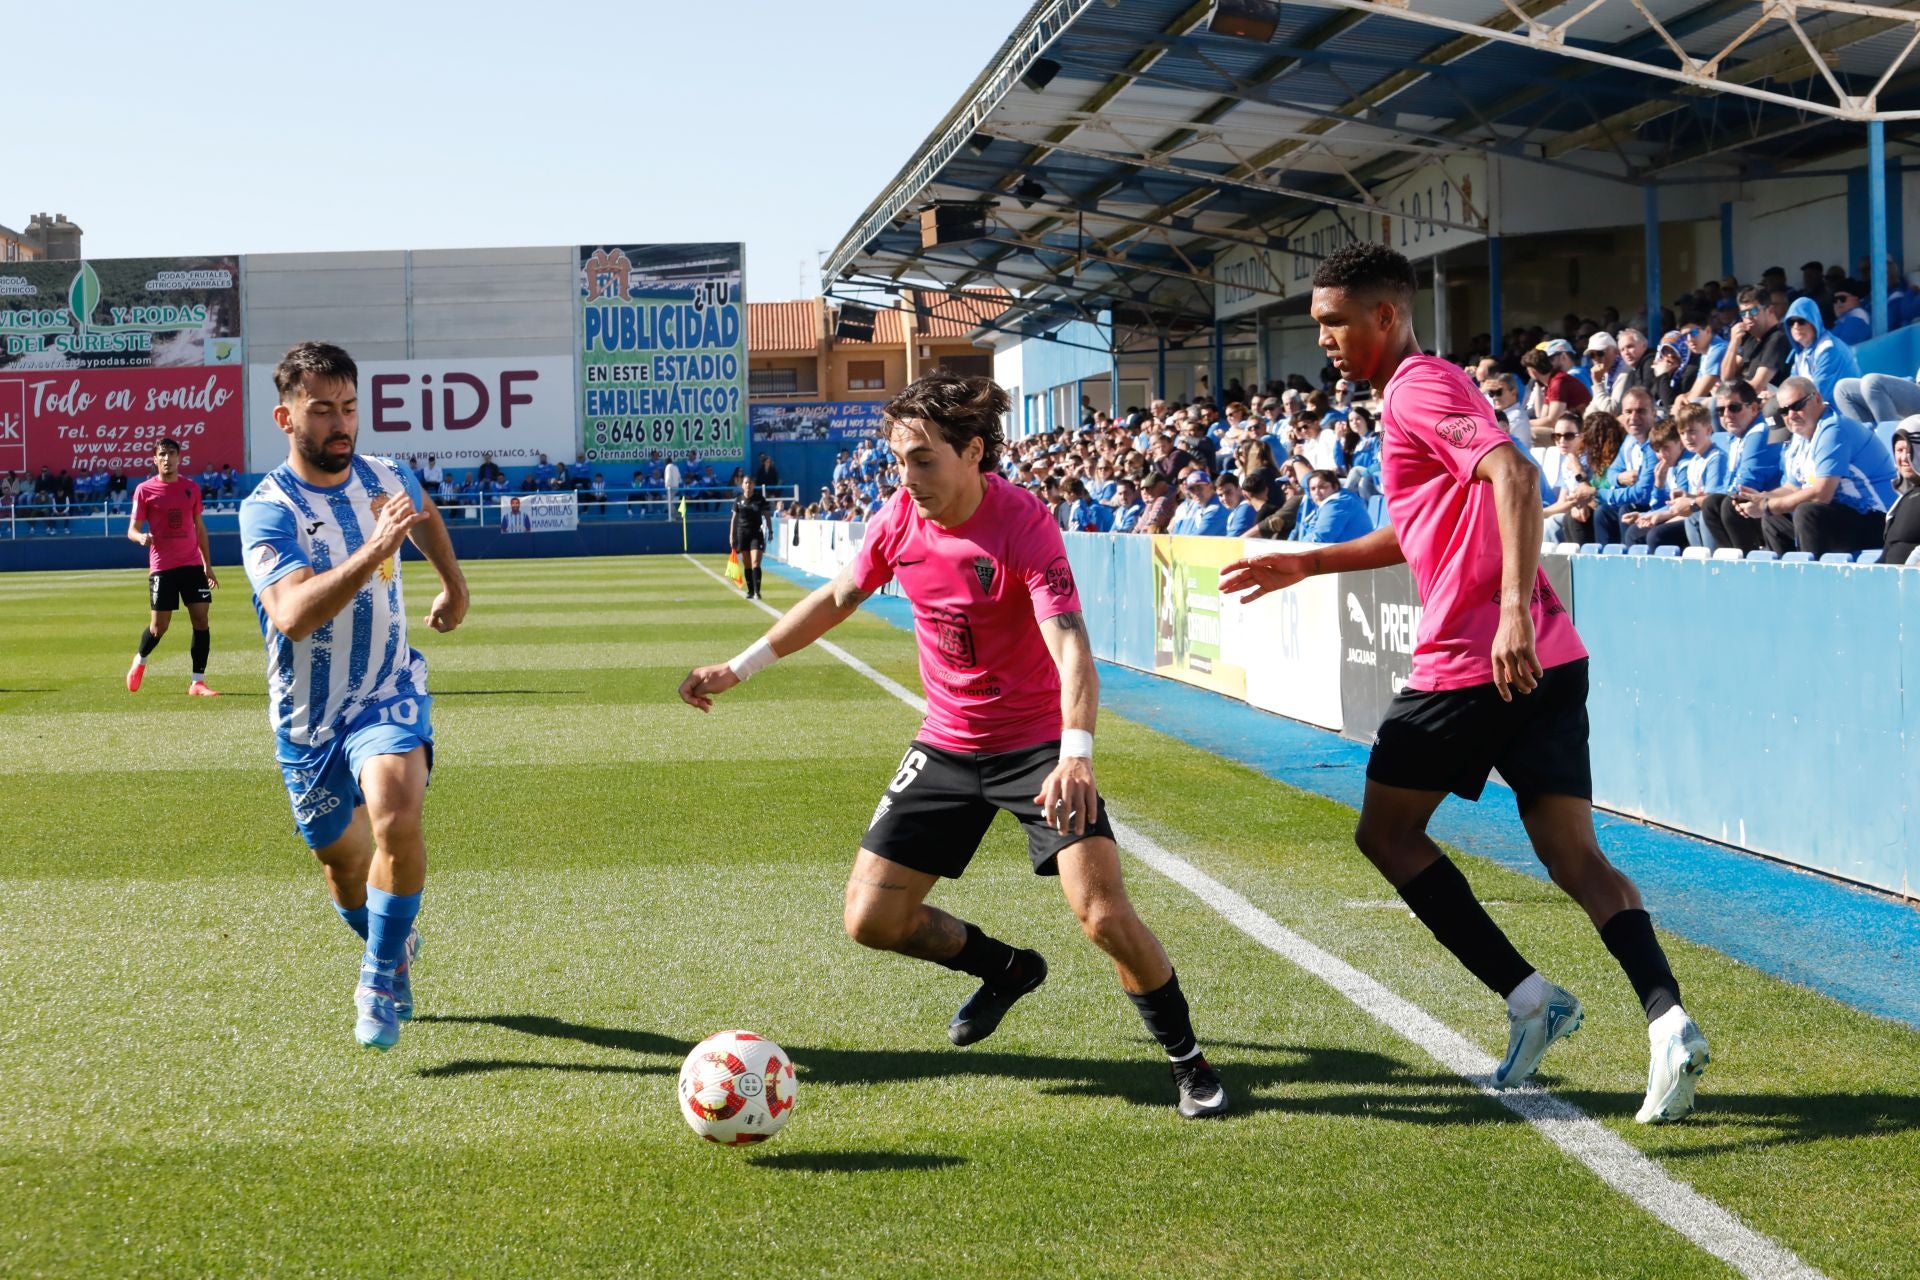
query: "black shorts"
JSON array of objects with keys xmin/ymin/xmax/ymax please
[
  {"xmin": 149, "ymin": 565, "xmax": 212, "ymax": 611},
  {"xmin": 863, "ymin": 740, "xmax": 1116, "ymax": 878},
  {"xmin": 732, "ymin": 535, "xmax": 766, "ymax": 553},
  {"xmin": 1366, "ymin": 658, "xmax": 1592, "ymax": 811}
]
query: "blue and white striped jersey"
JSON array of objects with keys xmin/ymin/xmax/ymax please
[{"xmin": 239, "ymin": 456, "xmax": 430, "ymax": 747}]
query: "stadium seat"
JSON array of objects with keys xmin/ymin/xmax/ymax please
[
  {"xmin": 1603, "ymin": 544, "xmax": 1627, "ymax": 555},
  {"xmin": 1654, "ymin": 545, "xmax": 1681, "ymax": 557},
  {"xmin": 1554, "ymin": 542, "xmax": 1580, "ymax": 555},
  {"xmin": 1819, "ymin": 552, "xmax": 1855, "ymax": 564},
  {"xmin": 1711, "ymin": 548, "xmax": 1744, "ymax": 561},
  {"xmin": 1681, "ymin": 547, "xmax": 1710, "ymax": 560},
  {"xmin": 1782, "ymin": 551, "xmax": 1814, "ymax": 562},
  {"xmin": 1746, "ymin": 549, "xmax": 1778, "ymax": 561},
  {"xmin": 1858, "ymin": 549, "xmax": 1884, "ymax": 565},
  {"xmin": 1576, "ymin": 543, "xmax": 1603, "ymax": 555},
  {"xmin": 1625, "ymin": 545, "xmax": 1650, "ymax": 556}
]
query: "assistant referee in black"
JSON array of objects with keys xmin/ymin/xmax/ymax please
[{"xmin": 730, "ymin": 474, "xmax": 771, "ymax": 598}]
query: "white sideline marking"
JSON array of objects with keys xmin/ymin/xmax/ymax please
[{"xmin": 683, "ymin": 554, "xmax": 1824, "ymax": 1280}]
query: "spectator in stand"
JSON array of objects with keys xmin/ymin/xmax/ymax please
[
  {"xmin": 1232, "ymin": 471, "xmax": 1278, "ymax": 538},
  {"xmin": 1586, "ymin": 332, "xmax": 1632, "ymax": 413},
  {"xmin": 1722, "ymin": 287, "xmax": 1792, "ymax": 396},
  {"xmin": 1540, "ymin": 411, "xmax": 1591, "ymax": 542},
  {"xmin": 1525, "ymin": 341, "xmax": 1590, "ymax": 444},
  {"xmin": 1133, "ymin": 471, "xmax": 1177, "ymax": 534},
  {"xmin": 477, "ymin": 454, "xmax": 504, "ymax": 486},
  {"xmin": 662, "ymin": 456, "xmax": 683, "ymax": 512},
  {"xmin": 1737, "ymin": 375, "xmax": 1897, "ymax": 558},
  {"xmin": 1343, "ymin": 405, "xmax": 1382, "ymax": 498},
  {"xmin": 1835, "ymin": 363, "xmax": 1920, "ymax": 428},
  {"xmin": 1169, "ymin": 469, "xmax": 1228, "ymax": 536},
  {"xmin": 1063, "ymin": 478, "xmax": 1112, "ymax": 533},
  {"xmin": 1569, "ymin": 388, "xmax": 1658, "ymax": 544},
  {"xmin": 1109, "ymin": 478, "xmax": 1146, "ymax": 532},
  {"xmin": 1701, "ymin": 378, "xmax": 1783, "ymax": 553},
  {"xmin": 1883, "ymin": 428, "xmax": 1920, "ymax": 565},
  {"xmin": 1215, "ymin": 472, "xmax": 1248, "ymax": 528},
  {"xmin": 1784, "ymin": 296, "xmax": 1861, "ymax": 407},
  {"xmin": 1481, "ymin": 373, "xmax": 1529, "ymax": 448},
  {"xmin": 1620, "ymin": 418, "xmax": 1693, "ymax": 551},
  {"xmin": 1614, "ymin": 328, "xmax": 1655, "ymax": 400},
  {"xmin": 1561, "ymin": 408, "xmax": 1627, "ymax": 546},
  {"xmin": 1294, "ymin": 469, "xmax": 1373, "ymax": 544},
  {"xmin": 1663, "ymin": 401, "xmax": 1728, "ymax": 548},
  {"xmin": 1797, "ymin": 261, "xmax": 1834, "ymax": 326},
  {"xmin": 1829, "ymin": 280, "xmax": 1872, "ymax": 346}
]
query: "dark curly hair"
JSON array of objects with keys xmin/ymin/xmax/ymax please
[
  {"xmin": 883, "ymin": 373, "xmax": 1010, "ymax": 473},
  {"xmin": 273, "ymin": 341, "xmax": 358, "ymax": 402},
  {"xmin": 1311, "ymin": 241, "xmax": 1417, "ymax": 302}
]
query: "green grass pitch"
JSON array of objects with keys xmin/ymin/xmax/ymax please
[{"xmin": 2, "ymin": 554, "xmax": 1917, "ymax": 1278}]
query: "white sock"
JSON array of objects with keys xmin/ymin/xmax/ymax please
[
  {"xmin": 191, "ymin": 671, "xmax": 205, "ymax": 682},
  {"xmin": 1506, "ymin": 971, "xmax": 1549, "ymax": 1016},
  {"xmin": 1648, "ymin": 1005, "xmax": 1690, "ymax": 1041},
  {"xmin": 132, "ymin": 653, "xmax": 147, "ymax": 668}
]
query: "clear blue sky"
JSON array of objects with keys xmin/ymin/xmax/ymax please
[{"xmin": 10, "ymin": 0, "xmax": 1033, "ymax": 300}]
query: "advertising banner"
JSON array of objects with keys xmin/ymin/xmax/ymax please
[
  {"xmin": 0, "ymin": 255, "xmax": 246, "ymax": 473},
  {"xmin": 247, "ymin": 356, "xmax": 576, "ymax": 474},
  {"xmin": 497, "ymin": 491, "xmax": 577, "ymax": 533},
  {"xmin": 579, "ymin": 242, "xmax": 745, "ymax": 466},
  {"xmin": 1235, "ymin": 546, "xmax": 1344, "ymax": 732},
  {"xmin": 1336, "ymin": 563, "xmax": 1421, "ymax": 744},
  {"xmin": 750, "ymin": 400, "xmax": 889, "ymax": 442},
  {"xmin": 1215, "ymin": 156, "xmax": 1489, "ymax": 320},
  {"xmin": 0, "ymin": 366, "xmax": 244, "ymax": 474},
  {"xmin": 0, "ymin": 255, "xmax": 243, "ymax": 371},
  {"xmin": 1151, "ymin": 535, "xmax": 1248, "ymax": 699}
]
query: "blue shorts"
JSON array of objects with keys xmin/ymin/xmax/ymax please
[{"xmin": 277, "ymin": 693, "xmax": 435, "ymax": 849}]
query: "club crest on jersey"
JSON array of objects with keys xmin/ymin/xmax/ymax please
[
  {"xmin": 972, "ymin": 557, "xmax": 996, "ymax": 593},
  {"xmin": 1436, "ymin": 414, "xmax": 1478, "ymax": 448},
  {"xmin": 928, "ymin": 605, "xmax": 976, "ymax": 667}
]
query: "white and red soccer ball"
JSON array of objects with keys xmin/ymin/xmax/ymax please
[{"xmin": 677, "ymin": 1030, "xmax": 798, "ymax": 1145}]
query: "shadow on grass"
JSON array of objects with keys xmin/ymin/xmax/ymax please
[
  {"xmin": 415, "ymin": 1014, "xmax": 1483, "ymax": 1121},
  {"xmin": 413, "ymin": 1015, "xmax": 1920, "ymax": 1148},
  {"xmin": 745, "ymin": 1151, "xmax": 965, "ymax": 1174}
]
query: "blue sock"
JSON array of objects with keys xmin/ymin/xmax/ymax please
[
  {"xmin": 335, "ymin": 902, "xmax": 370, "ymax": 940},
  {"xmin": 362, "ymin": 887, "xmax": 421, "ymax": 987}
]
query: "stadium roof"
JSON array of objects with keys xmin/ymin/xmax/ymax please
[{"xmin": 824, "ymin": 0, "xmax": 1920, "ymax": 346}]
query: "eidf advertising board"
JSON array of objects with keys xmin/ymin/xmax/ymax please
[{"xmin": 0, "ymin": 256, "xmax": 245, "ymax": 475}]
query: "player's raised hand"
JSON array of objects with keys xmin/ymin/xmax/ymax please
[
  {"xmin": 1219, "ymin": 552, "xmax": 1311, "ymax": 602},
  {"xmin": 370, "ymin": 493, "xmax": 430, "ymax": 556},
  {"xmin": 425, "ymin": 586, "xmax": 467, "ymax": 633},
  {"xmin": 678, "ymin": 662, "xmax": 741, "ymax": 712},
  {"xmin": 1034, "ymin": 756, "xmax": 1098, "ymax": 836}
]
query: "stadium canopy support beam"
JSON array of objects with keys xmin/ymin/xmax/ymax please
[
  {"xmin": 1157, "ymin": 332, "xmax": 1168, "ymax": 400},
  {"xmin": 1721, "ymin": 202, "xmax": 1736, "ymax": 280},
  {"xmin": 1212, "ymin": 320, "xmax": 1226, "ymax": 407},
  {"xmin": 1110, "ymin": 334, "xmax": 1120, "ymax": 417},
  {"xmin": 1488, "ymin": 237, "xmax": 1503, "ymax": 354},
  {"xmin": 1644, "ymin": 185, "xmax": 1662, "ymax": 337},
  {"xmin": 1432, "ymin": 254, "xmax": 1450, "ymax": 359},
  {"xmin": 1871, "ymin": 119, "xmax": 1890, "ymax": 333}
]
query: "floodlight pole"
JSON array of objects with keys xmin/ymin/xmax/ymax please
[
  {"xmin": 1870, "ymin": 119, "xmax": 1889, "ymax": 334},
  {"xmin": 1488, "ymin": 237, "xmax": 1504, "ymax": 356},
  {"xmin": 1212, "ymin": 320, "xmax": 1226, "ymax": 407}
]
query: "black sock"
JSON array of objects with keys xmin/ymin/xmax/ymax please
[
  {"xmin": 1126, "ymin": 969, "xmax": 1199, "ymax": 1061},
  {"xmin": 939, "ymin": 922, "xmax": 1027, "ymax": 986},
  {"xmin": 189, "ymin": 629, "xmax": 210, "ymax": 677},
  {"xmin": 137, "ymin": 628, "xmax": 162, "ymax": 658},
  {"xmin": 1599, "ymin": 909, "xmax": 1682, "ymax": 1023},
  {"xmin": 1396, "ymin": 856, "xmax": 1535, "ymax": 998},
  {"xmin": 747, "ymin": 566, "xmax": 759, "ymax": 595}
]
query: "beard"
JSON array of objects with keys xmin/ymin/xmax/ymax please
[{"xmin": 296, "ymin": 432, "xmax": 354, "ymax": 474}]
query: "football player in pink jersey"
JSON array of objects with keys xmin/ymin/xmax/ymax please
[
  {"xmin": 1222, "ymin": 243, "xmax": 1707, "ymax": 1124},
  {"xmin": 680, "ymin": 373, "xmax": 1226, "ymax": 1119},
  {"xmin": 126, "ymin": 437, "xmax": 219, "ymax": 696}
]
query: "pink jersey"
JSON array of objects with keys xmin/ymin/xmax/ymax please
[
  {"xmin": 131, "ymin": 477, "xmax": 205, "ymax": 573},
  {"xmin": 1380, "ymin": 355, "xmax": 1586, "ymax": 691},
  {"xmin": 853, "ymin": 474, "xmax": 1080, "ymax": 753}
]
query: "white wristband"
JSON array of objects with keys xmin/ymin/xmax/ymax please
[
  {"xmin": 728, "ymin": 637, "xmax": 778, "ymax": 681},
  {"xmin": 1059, "ymin": 729, "xmax": 1094, "ymax": 760}
]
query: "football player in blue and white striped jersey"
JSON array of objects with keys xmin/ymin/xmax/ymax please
[{"xmin": 240, "ymin": 341, "xmax": 469, "ymax": 1051}]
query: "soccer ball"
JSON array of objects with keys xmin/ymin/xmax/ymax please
[{"xmin": 677, "ymin": 1030, "xmax": 798, "ymax": 1145}]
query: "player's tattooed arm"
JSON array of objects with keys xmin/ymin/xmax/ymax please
[
  {"xmin": 829, "ymin": 563, "xmax": 874, "ymax": 610},
  {"xmin": 1043, "ymin": 610, "xmax": 1085, "ymax": 635}
]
